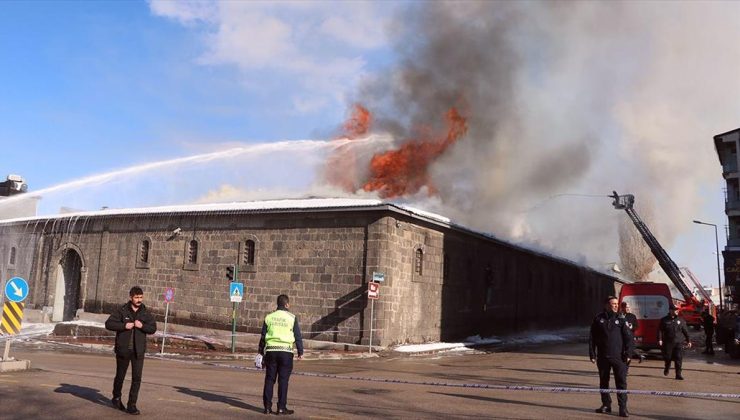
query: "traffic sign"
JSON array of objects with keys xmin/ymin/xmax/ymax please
[
  {"xmin": 4, "ymin": 277, "xmax": 29, "ymax": 303},
  {"xmin": 372, "ymin": 272, "xmax": 385, "ymax": 283},
  {"xmin": 163, "ymin": 287, "xmax": 175, "ymax": 303},
  {"xmin": 0, "ymin": 301, "xmax": 24, "ymax": 335},
  {"xmin": 230, "ymin": 282, "xmax": 244, "ymax": 303},
  {"xmin": 368, "ymin": 282, "xmax": 380, "ymax": 300}
]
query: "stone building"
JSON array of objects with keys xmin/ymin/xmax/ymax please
[{"xmin": 0, "ymin": 198, "xmax": 620, "ymax": 346}]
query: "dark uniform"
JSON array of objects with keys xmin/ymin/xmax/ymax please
[
  {"xmin": 658, "ymin": 311, "xmax": 690, "ymax": 379},
  {"xmin": 620, "ymin": 312, "xmax": 641, "ymax": 369},
  {"xmin": 701, "ymin": 311, "xmax": 715, "ymax": 355},
  {"xmin": 589, "ymin": 310, "xmax": 633, "ymax": 414},
  {"xmin": 105, "ymin": 301, "xmax": 157, "ymax": 411}
]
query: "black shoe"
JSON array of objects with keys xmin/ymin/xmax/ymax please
[
  {"xmin": 663, "ymin": 367, "xmax": 669, "ymax": 376},
  {"xmin": 111, "ymin": 397, "xmax": 126, "ymax": 411},
  {"xmin": 126, "ymin": 405, "xmax": 141, "ymax": 415},
  {"xmin": 276, "ymin": 408, "xmax": 294, "ymax": 415},
  {"xmin": 676, "ymin": 375, "xmax": 684, "ymax": 380},
  {"xmin": 595, "ymin": 405, "xmax": 611, "ymax": 414},
  {"xmin": 619, "ymin": 408, "xmax": 629, "ymax": 417},
  {"xmin": 263, "ymin": 407, "xmax": 273, "ymax": 415},
  {"xmin": 638, "ymin": 355, "xmax": 645, "ymax": 363}
]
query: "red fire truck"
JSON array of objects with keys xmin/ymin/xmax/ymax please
[{"xmin": 611, "ymin": 192, "xmax": 716, "ymax": 348}]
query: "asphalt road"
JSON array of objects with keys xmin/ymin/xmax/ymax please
[{"xmin": 0, "ymin": 339, "xmax": 738, "ymax": 419}]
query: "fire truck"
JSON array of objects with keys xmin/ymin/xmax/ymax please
[{"xmin": 611, "ymin": 192, "xmax": 715, "ymax": 348}]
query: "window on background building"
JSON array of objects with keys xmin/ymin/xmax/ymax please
[
  {"xmin": 139, "ymin": 240, "xmax": 150, "ymax": 264},
  {"xmin": 188, "ymin": 240, "xmax": 198, "ymax": 264},
  {"xmin": 415, "ymin": 248, "xmax": 424, "ymax": 275},
  {"xmin": 9, "ymin": 247, "xmax": 16, "ymax": 265},
  {"xmin": 485, "ymin": 264, "xmax": 494, "ymax": 308},
  {"xmin": 244, "ymin": 240, "xmax": 255, "ymax": 265}
]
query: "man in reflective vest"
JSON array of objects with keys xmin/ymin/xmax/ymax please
[{"xmin": 259, "ymin": 294, "xmax": 304, "ymax": 415}]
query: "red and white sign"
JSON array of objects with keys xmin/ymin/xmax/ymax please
[
  {"xmin": 368, "ymin": 282, "xmax": 380, "ymax": 300},
  {"xmin": 163, "ymin": 287, "xmax": 175, "ymax": 303}
]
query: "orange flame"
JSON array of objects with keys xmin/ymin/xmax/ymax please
[
  {"xmin": 342, "ymin": 104, "xmax": 371, "ymax": 139},
  {"xmin": 324, "ymin": 104, "xmax": 373, "ymax": 192},
  {"xmin": 362, "ymin": 107, "xmax": 468, "ymax": 198}
]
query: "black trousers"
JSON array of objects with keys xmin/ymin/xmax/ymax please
[
  {"xmin": 113, "ymin": 350, "xmax": 145, "ymax": 406},
  {"xmin": 597, "ymin": 357, "xmax": 628, "ymax": 409},
  {"xmin": 263, "ymin": 351, "xmax": 294, "ymax": 410},
  {"xmin": 662, "ymin": 343, "xmax": 683, "ymax": 376},
  {"xmin": 705, "ymin": 330, "xmax": 714, "ymax": 353}
]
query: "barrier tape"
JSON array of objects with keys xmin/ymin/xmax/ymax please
[{"xmin": 148, "ymin": 355, "xmax": 740, "ymax": 400}]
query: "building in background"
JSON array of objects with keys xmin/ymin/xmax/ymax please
[
  {"xmin": 0, "ymin": 174, "xmax": 37, "ymax": 220},
  {"xmin": 0, "ymin": 199, "xmax": 621, "ymax": 346},
  {"xmin": 714, "ymin": 128, "xmax": 740, "ymax": 310}
]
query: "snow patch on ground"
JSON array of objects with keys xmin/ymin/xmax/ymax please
[{"xmin": 393, "ymin": 328, "xmax": 585, "ymax": 353}]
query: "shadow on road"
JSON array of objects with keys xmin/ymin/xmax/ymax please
[
  {"xmin": 174, "ymin": 386, "xmax": 263, "ymax": 413},
  {"xmin": 429, "ymin": 391, "xmax": 595, "ymax": 415},
  {"xmin": 53, "ymin": 383, "xmax": 110, "ymax": 408}
]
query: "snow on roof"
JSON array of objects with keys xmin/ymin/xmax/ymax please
[{"xmin": 0, "ymin": 197, "xmax": 451, "ymax": 226}]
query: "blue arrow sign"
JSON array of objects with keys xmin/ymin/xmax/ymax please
[
  {"xmin": 230, "ymin": 282, "xmax": 244, "ymax": 302},
  {"xmin": 5, "ymin": 277, "xmax": 29, "ymax": 303}
]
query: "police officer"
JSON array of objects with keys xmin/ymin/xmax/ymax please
[
  {"xmin": 619, "ymin": 301, "xmax": 644, "ymax": 367},
  {"xmin": 658, "ymin": 303, "xmax": 691, "ymax": 380},
  {"xmin": 259, "ymin": 294, "xmax": 304, "ymax": 415},
  {"xmin": 590, "ymin": 296, "xmax": 633, "ymax": 418},
  {"xmin": 701, "ymin": 308, "xmax": 715, "ymax": 355}
]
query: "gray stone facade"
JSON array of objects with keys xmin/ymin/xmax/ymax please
[{"xmin": 0, "ymin": 201, "xmax": 620, "ymax": 346}]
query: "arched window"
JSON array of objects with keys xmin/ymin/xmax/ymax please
[
  {"xmin": 243, "ymin": 240, "xmax": 255, "ymax": 265},
  {"xmin": 188, "ymin": 240, "xmax": 198, "ymax": 264},
  {"xmin": 139, "ymin": 240, "xmax": 150, "ymax": 264},
  {"xmin": 9, "ymin": 247, "xmax": 16, "ymax": 265},
  {"xmin": 414, "ymin": 248, "xmax": 424, "ymax": 275}
]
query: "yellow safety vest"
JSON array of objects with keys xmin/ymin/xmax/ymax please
[{"xmin": 264, "ymin": 310, "xmax": 296, "ymax": 353}]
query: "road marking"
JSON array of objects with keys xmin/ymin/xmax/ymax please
[
  {"xmin": 39, "ymin": 384, "xmax": 56, "ymax": 387},
  {"xmin": 0, "ymin": 378, "xmax": 19, "ymax": 383}
]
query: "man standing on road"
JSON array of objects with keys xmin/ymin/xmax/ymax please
[
  {"xmin": 590, "ymin": 296, "xmax": 633, "ymax": 418},
  {"xmin": 658, "ymin": 303, "xmax": 691, "ymax": 380},
  {"xmin": 259, "ymin": 294, "xmax": 304, "ymax": 415},
  {"xmin": 619, "ymin": 301, "xmax": 644, "ymax": 368},
  {"xmin": 701, "ymin": 308, "xmax": 715, "ymax": 355},
  {"xmin": 105, "ymin": 286, "xmax": 157, "ymax": 415}
]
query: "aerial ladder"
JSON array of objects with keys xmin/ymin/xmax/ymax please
[{"xmin": 611, "ymin": 191, "xmax": 714, "ymax": 327}]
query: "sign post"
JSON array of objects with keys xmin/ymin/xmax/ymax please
[
  {"xmin": 160, "ymin": 287, "xmax": 175, "ymax": 355},
  {"xmin": 229, "ymin": 265, "xmax": 243, "ymax": 353},
  {"xmin": 367, "ymin": 281, "xmax": 380, "ymax": 353},
  {"xmin": 2, "ymin": 277, "xmax": 29, "ymax": 361}
]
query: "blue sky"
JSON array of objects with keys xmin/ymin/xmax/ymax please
[
  {"xmin": 0, "ymin": 1, "xmax": 735, "ymax": 296},
  {"xmin": 0, "ymin": 1, "xmax": 394, "ymax": 189}
]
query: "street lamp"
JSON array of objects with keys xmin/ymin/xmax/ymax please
[{"xmin": 693, "ymin": 220, "xmax": 724, "ymax": 311}]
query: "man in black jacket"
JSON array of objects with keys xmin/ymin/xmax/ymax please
[
  {"xmin": 590, "ymin": 296, "xmax": 633, "ymax": 418},
  {"xmin": 658, "ymin": 303, "xmax": 691, "ymax": 380},
  {"xmin": 701, "ymin": 308, "xmax": 715, "ymax": 355},
  {"xmin": 105, "ymin": 286, "xmax": 157, "ymax": 415}
]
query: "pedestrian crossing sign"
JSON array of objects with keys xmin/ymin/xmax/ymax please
[{"xmin": 230, "ymin": 282, "xmax": 244, "ymax": 303}]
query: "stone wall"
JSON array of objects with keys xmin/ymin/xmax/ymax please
[{"xmin": 0, "ymin": 206, "xmax": 620, "ymax": 346}]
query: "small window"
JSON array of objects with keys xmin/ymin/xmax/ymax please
[
  {"xmin": 414, "ymin": 248, "xmax": 424, "ymax": 275},
  {"xmin": 243, "ymin": 240, "xmax": 255, "ymax": 265},
  {"xmin": 188, "ymin": 240, "xmax": 198, "ymax": 264},
  {"xmin": 9, "ymin": 247, "xmax": 16, "ymax": 265},
  {"xmin": 139, "ymin": 240, "xmax": 150, "ymax": 264}
]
